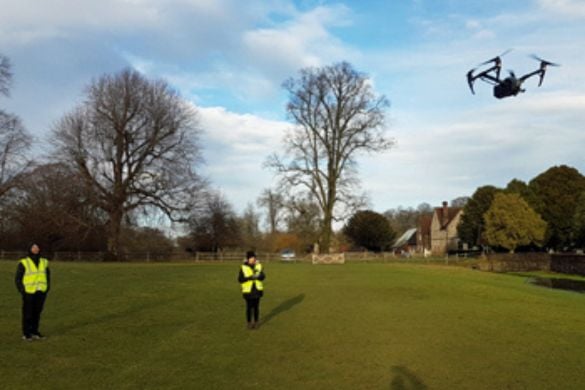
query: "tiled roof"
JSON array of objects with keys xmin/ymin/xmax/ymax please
[
  {"xmin": 392, "ymin": 228, "xmax": 418, "ymax": 248},
  {"xmin": 434, "ymin": 207, "xmax": 463, "ymax": 228},
  {"xmin": 419, "ymin": 214, "xmax": 433, "ymax": 235}
]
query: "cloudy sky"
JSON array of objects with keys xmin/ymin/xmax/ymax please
[{"xmin": 2, "ymin": 0, "xmax": 585, "ymax": 220}]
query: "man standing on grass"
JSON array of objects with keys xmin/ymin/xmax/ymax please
[
  {"xmin": 15, "ymin": 243, "xmax": 51, "ymax": 341},
  {"xmin": 238, "ymin": 251, "xmax": 265, "ymax": 329}
]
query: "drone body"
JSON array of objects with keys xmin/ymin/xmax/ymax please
[
  {"xmin": 493, "ymin": 74, "xmax": 524, "ymax": 99},
  {"xmin": 467, "ymin": 52, "xmax": 559, "ymax": 99}
]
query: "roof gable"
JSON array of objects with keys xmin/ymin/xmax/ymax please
[
  {"xmin": 434, "ymin": 207, "xmax": 463, "ymax": 228},
  {"xmin": 392, "ymin": 228, "xmax": 418, "ymax": 248},
  {"xmin": 419, "ymin": 214, "xmax": 433, "ymax": 235}
]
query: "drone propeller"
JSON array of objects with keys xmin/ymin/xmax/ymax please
[
  {"xmin": 479, "ymin": 49, "xmax": 513, "ymax": 67},
  {"xmin": 500, "ymin": 48, "xmax": 513, "ymax": 57},
  {"xmin": 466, "ymin": 50, "xmax": 514, "ymax": 94},
  {"xmin": 530, "ymin": 54, "xmax": 560, "ymax": 68},
  {"xmin": 529, "ymin": 54, "xmax": 560, "ymax": 86}
]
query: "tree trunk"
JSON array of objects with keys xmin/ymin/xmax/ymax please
[
  {"xmin": 320, "ymin": 176, "xmax": 336, "ymax": 253},
  {"xmin": 106, "ymin": 209, "xmax": 123, "ymax": 261},
  {"xmin": 321, "ymin": 208, "xmax": 333, "ymax": 253}
]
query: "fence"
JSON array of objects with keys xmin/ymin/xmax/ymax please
[
  {"xmin": 0, "ymin": 250, "xmax": 472, "ymax": 264},
  {"xmin": 8, "ymin": 250, "xmax": 585, "ymax": 276},
  {"xmin": 0, "ymin": 250, "xmax": 279, "ymax": 262}
]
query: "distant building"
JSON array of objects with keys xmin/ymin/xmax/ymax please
[
  {"xmin": 430, "ymin": 201, "xmax": 463, "ymax": 255},
  {"xmin": 392, "ymin": 228, "xmax": 418, "ymax": 254},
  {"xmin": 395, "ymin": 201, "xmax": 464, "ymax": 257},
  {"xmin": 417, "ymin": 214, "xmax": 433, "ymax": 253}
]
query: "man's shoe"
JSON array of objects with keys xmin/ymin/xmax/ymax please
[
  {"xmin": 32, "ymin": 333, "xmax": 45, "ymax": 340},
  {"xmin": 247, "ymin": 322, "xmax": 253, "ymax": 329},
  {"xmin": 22, "ymin": 335, "xmax": 33, "ymax": 341}
]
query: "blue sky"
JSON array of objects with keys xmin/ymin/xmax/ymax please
[{"xmin": 2, "ymin": 0, "xmax": 585, "ymax": 223}]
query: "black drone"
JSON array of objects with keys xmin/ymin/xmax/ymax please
[{"xmin": 467, "ymin": 50, "xmax": 559, "ymax": 99}]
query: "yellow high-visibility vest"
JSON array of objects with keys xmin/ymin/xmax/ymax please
[
  {"xmin": 20, "ymin": 257, "xmax": 49, "ymax": 294},
  {"xmin": 240, "ymin": 263, "xmax": 264, "ymax": 293}
]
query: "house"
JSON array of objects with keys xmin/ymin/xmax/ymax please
[
  {"xmin": 392, "ymin": 228, "xmax": 418, "ymax": 254},
  {"xmin": 430, "ymin": 201, "xmax": 463, "ymax": 255},
  {"xmin": 417, "ymin": 214, "xmax": 433, "ymax": 253}
]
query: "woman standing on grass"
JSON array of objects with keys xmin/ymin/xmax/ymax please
[
  {"xmin": 15, "ymin": 243, "xmax": 51, "ymax": 341},
  {"xmin": 238, "ymin": 251, "xmax": 265, "ymax": 329}
]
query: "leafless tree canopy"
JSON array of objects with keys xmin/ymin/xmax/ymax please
[
  {"xmin": 0, "ymin": 163, "xmax": 107, "ymax": 251},
  {"xmin": 239, "ymin": 202, "xmax": 262, "ymax": 247},
  {"xmin": 0, "ymin": 113, "xmax": 31, "ymax": 197},
  {"xmin": 52, "ymin": 68, "xmax": 205, "ymax": 259},
  {"xmin": 257, "ymin": 188, "xmax": 285, "ymax": 234},
  {"xmin": 0, "ymin": 54, "xmax": 32, "ymax": 198},
  {"xmin": 267, "ymin": 62, "xmax": 393, "ymax": 251},
  {"xmin": 188, "ymin": 191, "xmax": 241, "ymax": 252},
  {"xmin": 283, "ymin": 195, "xmax": 322, "ymax": 246}
]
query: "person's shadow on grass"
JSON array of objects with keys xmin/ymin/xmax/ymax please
[
  {"xmin": 49, "ymin": 298, "xmax": 183, "ymax": 336},
  {"xmin": 261, "ymin": 294, "xmax": 305, "ymax": 326},
  {"xmin": 390, "ymin": 366, "xmax": 427, "ymax": 390}
]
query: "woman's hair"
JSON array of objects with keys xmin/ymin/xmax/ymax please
[{"xmin": 27, "ymin": 242, "xmax": 41, "ymax": 257}]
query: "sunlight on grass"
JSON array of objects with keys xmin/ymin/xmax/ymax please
[{"xmin": 1, "ymin": 261, "xmax": 584, "ymax": 389}]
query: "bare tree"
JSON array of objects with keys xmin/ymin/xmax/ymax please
[
  {"xmin": 52, "ymin": 69, "xmax": 205, "ymax": 260},
  {"xmin": 188, "ymin": 191, "xmax": 241, "ymax": 253},
  {"xmin": 0, "ymin": 54, "xmax": 32, "ymax": 198},
  {"xmin": 1, "ymin": 163, "xmax": 107, "ymax": 251},
  {"xmin": 451, "ymin": 196, "xmax": 470, "ymax": 208},
  {"xmin": 266, "ymin": 62, "xmax": 393, "ymax": 251},
  {"xmin": 384, "ymin": 202, "xmax": 433, "ymax": 235},
  {"xmin": 283, "ymin": 195, "xmax": 322, "ymax": 250},
  {"xmin": 0, "ymin": 113, "xmax": 31, "ymax": 197},
  {"xmin": 257, "ymin": 188, "xmax": 284, "ymax": 234},
  {"xmin": 239, "ymin": 202, "xmax": 263, "ymax": 249}
]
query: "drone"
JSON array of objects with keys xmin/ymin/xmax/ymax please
[{"xmin": 467, "ymin": 51, "xmax": 559, "ymax": 99}]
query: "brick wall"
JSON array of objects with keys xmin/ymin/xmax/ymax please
[
  {"xmin": 478, "ymin": 253, "xmax": 585, "ymax": 276},
  {"xmin": 550, "ymin": 254, "xmax": 585, "ymax": 276},
  {"xmin": 478, "ymin": 253, "xmax": 551, "ymax": 272}
]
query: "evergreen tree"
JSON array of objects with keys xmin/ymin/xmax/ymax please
[
  {"xmin": 484, "ymin": 193, "xmax": 547, "ymax": 253},
  {"xmin": 505, "ymin": 179, "xmax": 543, "ymax": 212},
  {"xmin": 457, "ymin": 186, "xmax": 501, "ymax": 247},
  {"xmin": 572, "ymin": 192, "xmax": 585, "ymax": 248},
  {"xmin": 344, "ymin": 210, "xmax": 395, "ymax": 252},
  {"xmin": 529, "ymin": 165, "xmax": 585, "ymax": 249}
]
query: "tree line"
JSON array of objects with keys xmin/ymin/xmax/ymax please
[
  {"xmin": 342, "ymin": 165, "xmax": 585, "ymax": 254},
  {"xmin": 458, "ymin": 165, "xmax": 585, "ymax": 252},
  {"xmin": 1, "ymin": 55, "xmax": 393, "ymax": 259}
]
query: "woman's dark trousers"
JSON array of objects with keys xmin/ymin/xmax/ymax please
[
  {"xmin": 245, "ymin": 297, "xmax": 260, "ymax": 323},
  {"xmin": 22, "ymin": 292, "xmax": 46, "ymax": 336}
]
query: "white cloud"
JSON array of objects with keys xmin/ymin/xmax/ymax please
[
  {"xmin": 198, "ymin": 106, "xmax": 287, "ymax": 152},
  {"xmin": 241, "ymin": 5, "xmax": 356, "ymax": 77},
  {"xmin": 0, "ymin": 0, "xmax": 161, "ymax": 45},
  {"xmin": 538, "ymin": 0, "xmax": 585, "ymax": 18},
  {"xmin": 0, "ymin": 0, "xmax": 284, "ymax": 50},
  {"xmin": 195, "ymin": 105, "xmax": 291, "ymax": 210},
  {"xmin": 82, "ymin": 2, "xmax": 358, "ymax": 105},
  {"xmin": 358, "ymin": 88, "xmax": 585, "ymax": 210},
  {"xmin": 3, "ymin": 0, "xmax": 585, "ymax": 217},
  {"xmin": 353, "ymin": 1, "xmax": 585, "ymax": 211}
]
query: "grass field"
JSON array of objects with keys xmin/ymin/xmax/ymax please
[{"xmin": 1, "ymin": 260, "xmax": 584, "ymax": 389}]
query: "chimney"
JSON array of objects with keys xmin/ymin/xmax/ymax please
[{"xmin": 442, "ymin": 201, "xmax": 449, "ymax": 228}]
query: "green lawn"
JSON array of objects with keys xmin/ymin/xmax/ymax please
[{"xmin": 1, "ymin": 260, "xmax": 584, "ymax": 389}]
